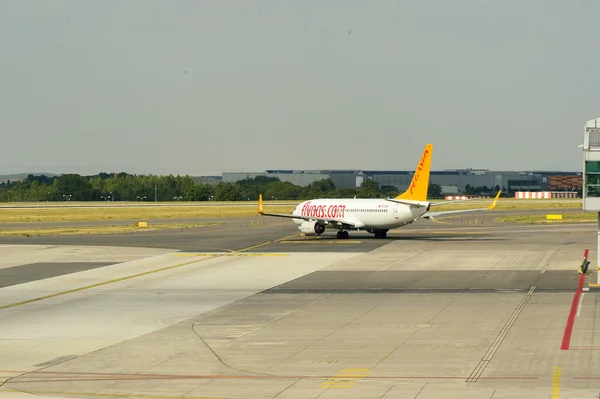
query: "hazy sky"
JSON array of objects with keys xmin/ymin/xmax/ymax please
[{"xmin": 1, "ymin": 0, "xmax": 599, "ymax": 176}]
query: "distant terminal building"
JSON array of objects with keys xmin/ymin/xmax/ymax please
[
  {"xmin": 546, "ymin": 175, "xmax": 582, "ymax": 191},
  {"xmin": 222, "ymin": 169, "xmax": 582, "ymax": 195},
  {"xmin": 514, "ymin": 191, "xmax": 578, "ymax": 199}
]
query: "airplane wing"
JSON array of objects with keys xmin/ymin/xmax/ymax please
[
  {"xmin": 257, "ymin": 195, "xmax": 360, "ymax": 228},
  {"xmin": 422, "ymin": 190, "xmax": 501, "ymax": 220}
]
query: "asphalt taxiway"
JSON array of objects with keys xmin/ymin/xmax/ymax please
[{"xmin": 1, "ymin": 210, "xmax": 600, "ymax": 399}]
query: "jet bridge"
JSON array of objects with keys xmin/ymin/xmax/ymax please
[{"xmin": 582, "ymin": 117, "xmax": 600, "ymax": 284}]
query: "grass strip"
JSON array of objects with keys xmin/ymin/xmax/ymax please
[
  {"xmin": 0, "ymin": 199, "xmax": 583, "ymax": 223},
  {"xmin": 494, "ymin": 212, "xmax": 596, "ymax": 224}
]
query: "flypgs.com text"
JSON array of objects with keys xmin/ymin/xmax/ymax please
[{"xmin": 301, "ymin": 202, "xmax": 346, "ymax": 218}]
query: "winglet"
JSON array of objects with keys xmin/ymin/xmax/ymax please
[
  {"xmin": 488, "ymin": 190, "xmax": 501, "ymax": 210},
  {"xmin": 258, "ymin": 194, "xmax": 264, "ymax": 214},
  {"xmin": 395, "ymin": 144, "xmax": 433, "ymax": 201}
]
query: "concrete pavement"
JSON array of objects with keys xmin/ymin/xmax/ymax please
[{"xmin": 1, "ymin": 209, "xmax": 599, "ymax": 398}]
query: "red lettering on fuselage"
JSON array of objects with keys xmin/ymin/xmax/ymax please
[
  {"xmin": 300, "ymin": 202, "xmax": 345, "ymax": 218},
  {"xmin": 410, "ymin": 149, "xmax": 429, "ymax": 194}
]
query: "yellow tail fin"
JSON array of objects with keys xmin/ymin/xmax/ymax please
[
  {"xmin": 488, "ymin": 190, "xmax": 502, "ymax": 210},
  {"xmin": 395, "ymin": 144, "xmax": 433, "ymax": 201}
]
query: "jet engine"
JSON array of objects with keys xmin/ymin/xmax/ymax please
[{"xmin": 299, "ymin": 221, "xmax": 326, "ymax": 235}]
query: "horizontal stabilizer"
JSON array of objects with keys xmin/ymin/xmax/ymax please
[
  {"xmin": 385, "ymin": 198, "xmax": 429, "ymax": 208},
  {"xmin": 423, "ymin": 190, "xmax": 501, "ymax": 219}
]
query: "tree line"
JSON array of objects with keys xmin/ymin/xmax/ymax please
[{"xmin": 0, "ymin": 173, "xmax": 446, "ymax": 202}]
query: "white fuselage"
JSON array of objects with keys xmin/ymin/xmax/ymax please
[{"xmin": 290, "ymin": 198, "xmax": 429, "ymax": 233}]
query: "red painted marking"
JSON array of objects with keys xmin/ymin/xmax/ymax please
[
  {"xmin": 561, "ymin": 273, "xmax": 586, "ymax": 350},
  {"xmin": 0, "ymin": 369, "xmax": 539, "ymax": 381},
  {"xmin": 584, "ymin": 249, "xmax": 589, "ymax": 259},
  {"xmin": 568, "ymin": 348, "xmax": 600, "ymax": 350},
  {"xmin": 3, "ymin": 376, "xmax": 540, "ymax": 384}
]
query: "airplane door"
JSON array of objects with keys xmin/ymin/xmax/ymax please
[{"xmin": 393, "ymin": 203, "xmax": 399, "ymax": 219}]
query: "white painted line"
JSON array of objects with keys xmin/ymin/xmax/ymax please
[{"xmin": 577, "ymin": 293, "xmax": 585, "ymax": 318}]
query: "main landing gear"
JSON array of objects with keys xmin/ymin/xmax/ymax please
[
  {"xmin": 365, "ymin": 229, "xmax": 388, "ymax": 239},
  {"xmin": 336, "ymin": 230, "xmax": 350, "ymax": 239},
  {"xmin": 373, "ymin": 229, "xmax": 388, "ymax": 239},
  {"xmin": 334, "ymin": 228, "xmax": 389, "ymax": 240}
]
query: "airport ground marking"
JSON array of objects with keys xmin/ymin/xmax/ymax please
[
  {"xmin": 2, "ymin": 390, "xmax": 222, "ymax": 399},
  {"xmin": 0, "ymin": 369, "xmax": 542, "ymax": 381},
  {"xmin": 175, "ymin": 253, "xmax": 288, "ymax": 257},
  {"xmin": 0, "ymin": 235, "xmax": 292, "ymax": 311},
  {"xmin": 551, "ymin": 366, "xmax": 562, "ymax": 399},
  {"xmin": 234, "ymin": 240, "xmax": 273, "ymax": 252},
  {"xmin": 561, "ymin": 273, "xmax": 586, "ymax": 350},
  {"xmin": 278, "ymin": 240, "xmax": 361, "ymax": 244},
  {"xmin": 230, "ymin": 233, "xmax": 300, "ymax": 253},
  {"xmin": 319, "ymin": 368, "xmax": 370, "ymax": 389},
  {"xmin": 429, "ymin": 218, "xmax": 449, "ymax": 225},
  {"xmin": 0, "ymin": 255, "xmax": 220, "ymax": 311}
]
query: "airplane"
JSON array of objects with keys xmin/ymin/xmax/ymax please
[{"xmin": 257, "ymin": 143, "xmax": 501, "ymax": 239}]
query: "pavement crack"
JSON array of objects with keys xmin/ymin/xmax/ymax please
[
  {"xmin": 191, "ymin": 322, "xmax": 272, "ymax": 377},
  {"xmin": 427, "ymin": 295, "xmax": 461, "ymax": 324},
  {"xmin": 267, "ymin": 294, "xmax": 388, "ymax": 371},
  {"xmin": 271, "ymin": 379, "xmax": 300, "ymax": 398},
  {"xmin": 191, "ymin": 293, "xmax": 333, "ymax": 377},
  {"xmin": 413, "ymin": 383, "xmax": 427, "ymax": 398},
  {"xmin": 380, "ymin": 385, "xmax": 394, "ymax": 398}
]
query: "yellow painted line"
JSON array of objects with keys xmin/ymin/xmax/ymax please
[
  {"xmin": 278, "ymin": 240, "xmax": 362, "ymax": 244},
  {"xmin": 232, "ymin": 233, "xmax": 302, "ymax": 252},
  {"xmin": 2, "ymin": 390, "xmax": 221, "ymax": 399},
  {"xmin": 0, "ymin": 255, "xmax": 219, "ymax": 311},
  {"xmin": 172, "ymin": 247, "xmax": 236, "ymax": 253},
  {"xmin": 589, "ymin": 284, "xmax": 600, "ymax": 287},
  {"xmin": 175, "ymin": 253, "xmax": 288, "ymax": 257},
  {"xmin": 0, "ymin": 235, "xmax": 290, "ymax": 311},
  {"xmin": 551, "ymin": 366, "xmax": 561, "ymax": 399},
  {"xmin": 235, "ymin": 240, "xmax": 273, "ymax": 252},
  {"xmin": 319, "ymin": 368, "xmax": 370, "ymax": 389},
  {"xmin": 430, "ymin": 219, "xmax": 449, "ymax": 225},
  {"xmin": 273, "ymin": 233, "xmax": 303, "ymax": 242}
]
